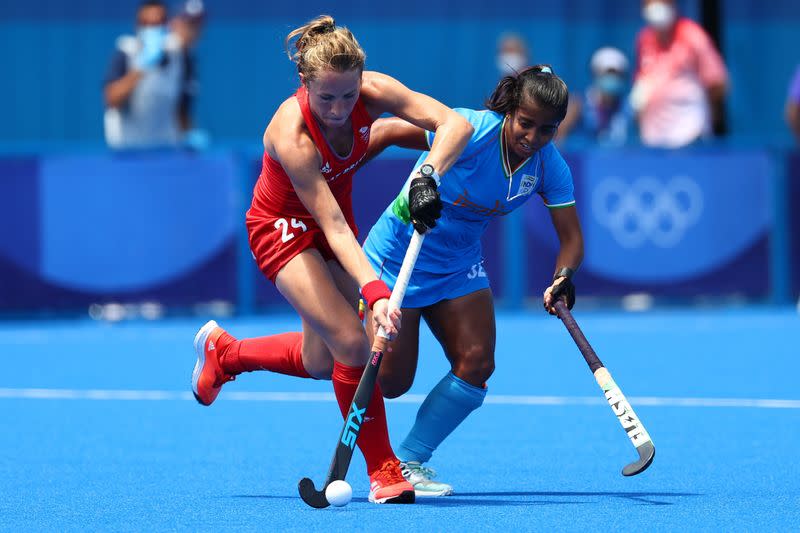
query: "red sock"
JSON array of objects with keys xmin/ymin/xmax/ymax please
[
  {"xmin": 218, "ymin": 331, "xmax": 311, "ymax": 378},
  {"xmin": 332, "ymin": 361, "xmax": 395, "ymax": 474}
]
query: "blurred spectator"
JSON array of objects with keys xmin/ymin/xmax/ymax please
[
  {"xmin": 103, "ymin": 0, "xmax": 205, "ymax": 149},
  {"xmin": 170, "ymin": 0, "xmax": 208, "ymax": 149},
  {"xmin": 558, "ymin": 46, "xmax": 633, "ymax": 147},
  {"xmin": 786, "ymin": 65, "xmax": 800, "ymax": 143},
  {"xmin": 495, "ymin": 33, "xmax": 530, "ymax": 79},
  {"xmin": 630, "ymin": 0, "xmax": 729, "ymax": 148}
]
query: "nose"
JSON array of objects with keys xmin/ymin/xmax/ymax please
[
  {"xmin": 330, "ymin": 99, "xmax": 348, "ymax": 118},
  {"xmin": 522, "ymin": 129, "xmax": 536, "ymax": 146},
  {"xmin": 533, "ymin": 126, "xmax": 551, "ymax": 145}
]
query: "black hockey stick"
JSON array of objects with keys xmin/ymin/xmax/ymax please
[
  {"xmin": 298, "ymin": 230, "xmax": 426, "ymax": 508},
  {"xmin": 554, "ymin": 300, "xmax": 655, "ymax": 476}
]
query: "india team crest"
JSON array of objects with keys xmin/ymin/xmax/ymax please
[{"xmin": 517, "ymin": 174, "xmax": 538, "ymax": 197}]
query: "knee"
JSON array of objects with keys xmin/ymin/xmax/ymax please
[
  {"xmin": 330, "ymin": 330, "xmax": 370, "ymax": 367},
  {"xmin": 451, "ymin": 346, "xmax": 495, "ymax": 386},
  {"xmin": 378, "ymin": 371, "xmax": 413, "ymax": 399},
  {"xmin": 306, "ymin": 358, "xmax": 333, "ymax": 380}
]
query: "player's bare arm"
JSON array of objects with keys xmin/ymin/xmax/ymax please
[
  {"xmin": 273, "ymin": 136, "xmax": 365, "ymax": 284},
  {"xmin": 264, "ymin": 100, "xmax": 360, "ymax": 271},
  {"xmin": 275, "ymin": 133, "xmax": 400, "ymax": 336},
  {"xmin": 549, "ymin": 205, "xmax": 584, "ymax": 274},
  {"xmin": 544, "ymin": 205, "xmax": 584, "ymax": 314},
  {"xmin": 361, "ymin": 71, "xmax": 473, "ymax": 175},
  {"xmin": 262, "ymin": 96, "xmax": 307, "ymax": 155},
  {"xmin": 364, "ymin": 117, "xmax": 429, "ymax": 162}
]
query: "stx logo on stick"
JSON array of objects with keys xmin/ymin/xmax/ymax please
[
  {"xmin": 605, "ymin": 387, "xmax": 649, "ymax": 443},
  {"xmin": 340, "ymin": 402, "xmax": 366, "ymax": 449}
]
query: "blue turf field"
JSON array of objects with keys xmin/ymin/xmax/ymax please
[{"xmin": 1, "ymin": 307, "xmax": 799, "ymax": 532}]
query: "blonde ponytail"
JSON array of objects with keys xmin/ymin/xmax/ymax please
[{"xmin": 285, "ymin": 15, "xmax": 366, "ymax": 81}]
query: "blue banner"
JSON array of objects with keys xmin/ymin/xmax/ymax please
[
  {"xmin": 0, "ymin": 148, "xmax": 787, "ymax": 314},
  {"xmin": 585, "ymin": 151, "xmax": 770, "ymax": 278},
  {"xmin": 524, "ymin": 150, "xmax": 773, "ymax": 299},
  {"xmin": 0, "ymin": 151, "xmax": 240, "ymax": 311}
]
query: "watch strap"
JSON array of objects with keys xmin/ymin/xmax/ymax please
[{"xmin": 553, "ymin": 267, "xmax": 575, "ymax": 281}]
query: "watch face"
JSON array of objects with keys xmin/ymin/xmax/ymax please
[{"xmin": 420, "ymin": 164, "xmax": 434, "ymax": 177}]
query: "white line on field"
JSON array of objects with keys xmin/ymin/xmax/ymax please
[{"xmin": 0, "ymin": 388, "xmax": 798, "ymax": 409}]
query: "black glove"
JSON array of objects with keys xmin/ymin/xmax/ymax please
[
  {"xmin": 408, "ymin": 176, "xmax": 442, "ymax": 233},
  {"xmin": 550, "ymin": 275, "xmax": 576, "ymax": 310}
]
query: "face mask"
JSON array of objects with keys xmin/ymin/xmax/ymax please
[
  {"xmin": 642, "ymin": 2, "xmax": 676, "ymax": 30},
  {"xmin": 496, "ymin": 53, "xmax": 527, "ymax": 76},
  {"xmin": 595, "ymin": 74, "xmax": 625, "ymax": 97}
]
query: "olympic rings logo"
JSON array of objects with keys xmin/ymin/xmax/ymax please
[{"xmin": 591, "ymin": 176, "xmax": 703, "ymax": 248}]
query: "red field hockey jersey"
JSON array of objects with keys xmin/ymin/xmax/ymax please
[{"xmin": 248, "ymin": 85, "xmax": 374, "ymax": 222}]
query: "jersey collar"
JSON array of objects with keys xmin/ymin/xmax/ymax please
[{"xmin": 499, "ymin": 115, "xmax": 532, "ymax": 179}]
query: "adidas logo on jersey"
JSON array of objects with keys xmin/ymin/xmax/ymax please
[
  {"xmin": 320, "ymin": 162, "xmax": 332, "ymax": 174},
  {"xmin": 208, "ymin": 340, "xmax": 215, "ymax": 351},
  {"xmin": 359, "ymin": 126, "xmax": 370, "ymax": 141},
  {"xmin": 325, "ymin": 152, "xmax": 367, "ymax": 182}
]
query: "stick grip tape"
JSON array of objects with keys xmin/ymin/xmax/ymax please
[{"xmin": 554, "ymin": 300, "xmax": 604, "ymax": 372}]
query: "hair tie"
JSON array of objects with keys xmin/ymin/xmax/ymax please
[{"xmin": 540, "ymin": 66, "xmax": 553, "ymax": 74}]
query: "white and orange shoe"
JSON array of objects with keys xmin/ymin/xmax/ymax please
[
  {"xmin": 191, "ymin": 320, "xmax": 235, "ymax": 406},
  {"xmin": 368, "ymin": 458, "xmax": 416, "ymax": 504}
]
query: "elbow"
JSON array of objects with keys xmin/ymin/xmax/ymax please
[
  {"xmin": 568, "ymin": 231, "xmax": 585, "ymax": 264},
  {"xmin": 459, "ymin": 116, "xmax": 475, "ymax": 139},
  {"xmin": 104, "ymin": 82, "xmax": 130, "ymax": 109},
  {"xmin": 104, "ymin": 87, "xmax": 121, "ymax": 109},
  {"xmin": 576, "ymin": 246, "xmax": 585, "ymax": 267},
  {"xmin": 324, "ymin": 218, "xmax": 354, "ymax": 243},
  {"xmin": 445, "ymin": 110, "xmax": 473, "ymax": 139}
]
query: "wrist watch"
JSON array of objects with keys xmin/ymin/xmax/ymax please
[{"xmin": 418, "ymin": 163, "xmax": 440, "ymax": 185}]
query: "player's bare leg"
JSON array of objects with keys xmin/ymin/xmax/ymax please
[
  {"xmin": 191, "ymin": 254, "xmax": 340, "ymax": 405},
  {"xmin": 277, "ymin": 250, "xmax": 412, "ymax": 503},
  {"xmin": 390, "ymin": 288, "xmax": 496, "ymax": 496},
  {"xmin": 426, "ymin": 288, "xmax": 496, "ymax": 388},
  {"xmin": 374, "ymin": 307, "xmax": 424, "ymax": 399}
]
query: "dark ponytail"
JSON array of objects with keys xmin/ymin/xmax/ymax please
[
  {"xmin": 485, "ymin": 75, "xmax": 519, "ymax": 116},
  {"xmin": 486, "ymin": 64, "xmax": 569, "ymax": 121}
]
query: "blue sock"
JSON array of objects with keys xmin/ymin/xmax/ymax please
[{"xmin": 397, "ymin": 371, "xmax": 487, "ymax": 464}]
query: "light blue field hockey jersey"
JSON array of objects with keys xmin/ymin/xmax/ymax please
[{"xmin": 364, "ymin": 108, "xmax": 575, "ymax": 274}]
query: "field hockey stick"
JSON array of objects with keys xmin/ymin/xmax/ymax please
[
  {"xmin": 298, "ymin": 229, "xmax": 426, "ymax": 508},
  {"xmin": 554, "ymin": 300, "xmax": 655, "ymax": 476}
]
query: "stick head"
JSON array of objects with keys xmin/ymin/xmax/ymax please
[
  {"xmin": 622, "ymin": 441, "xmax": 655, "ymax": 476},
  {"xmin": 298, "ymin": 477, "xmax": 330, "ymax": 508}
]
